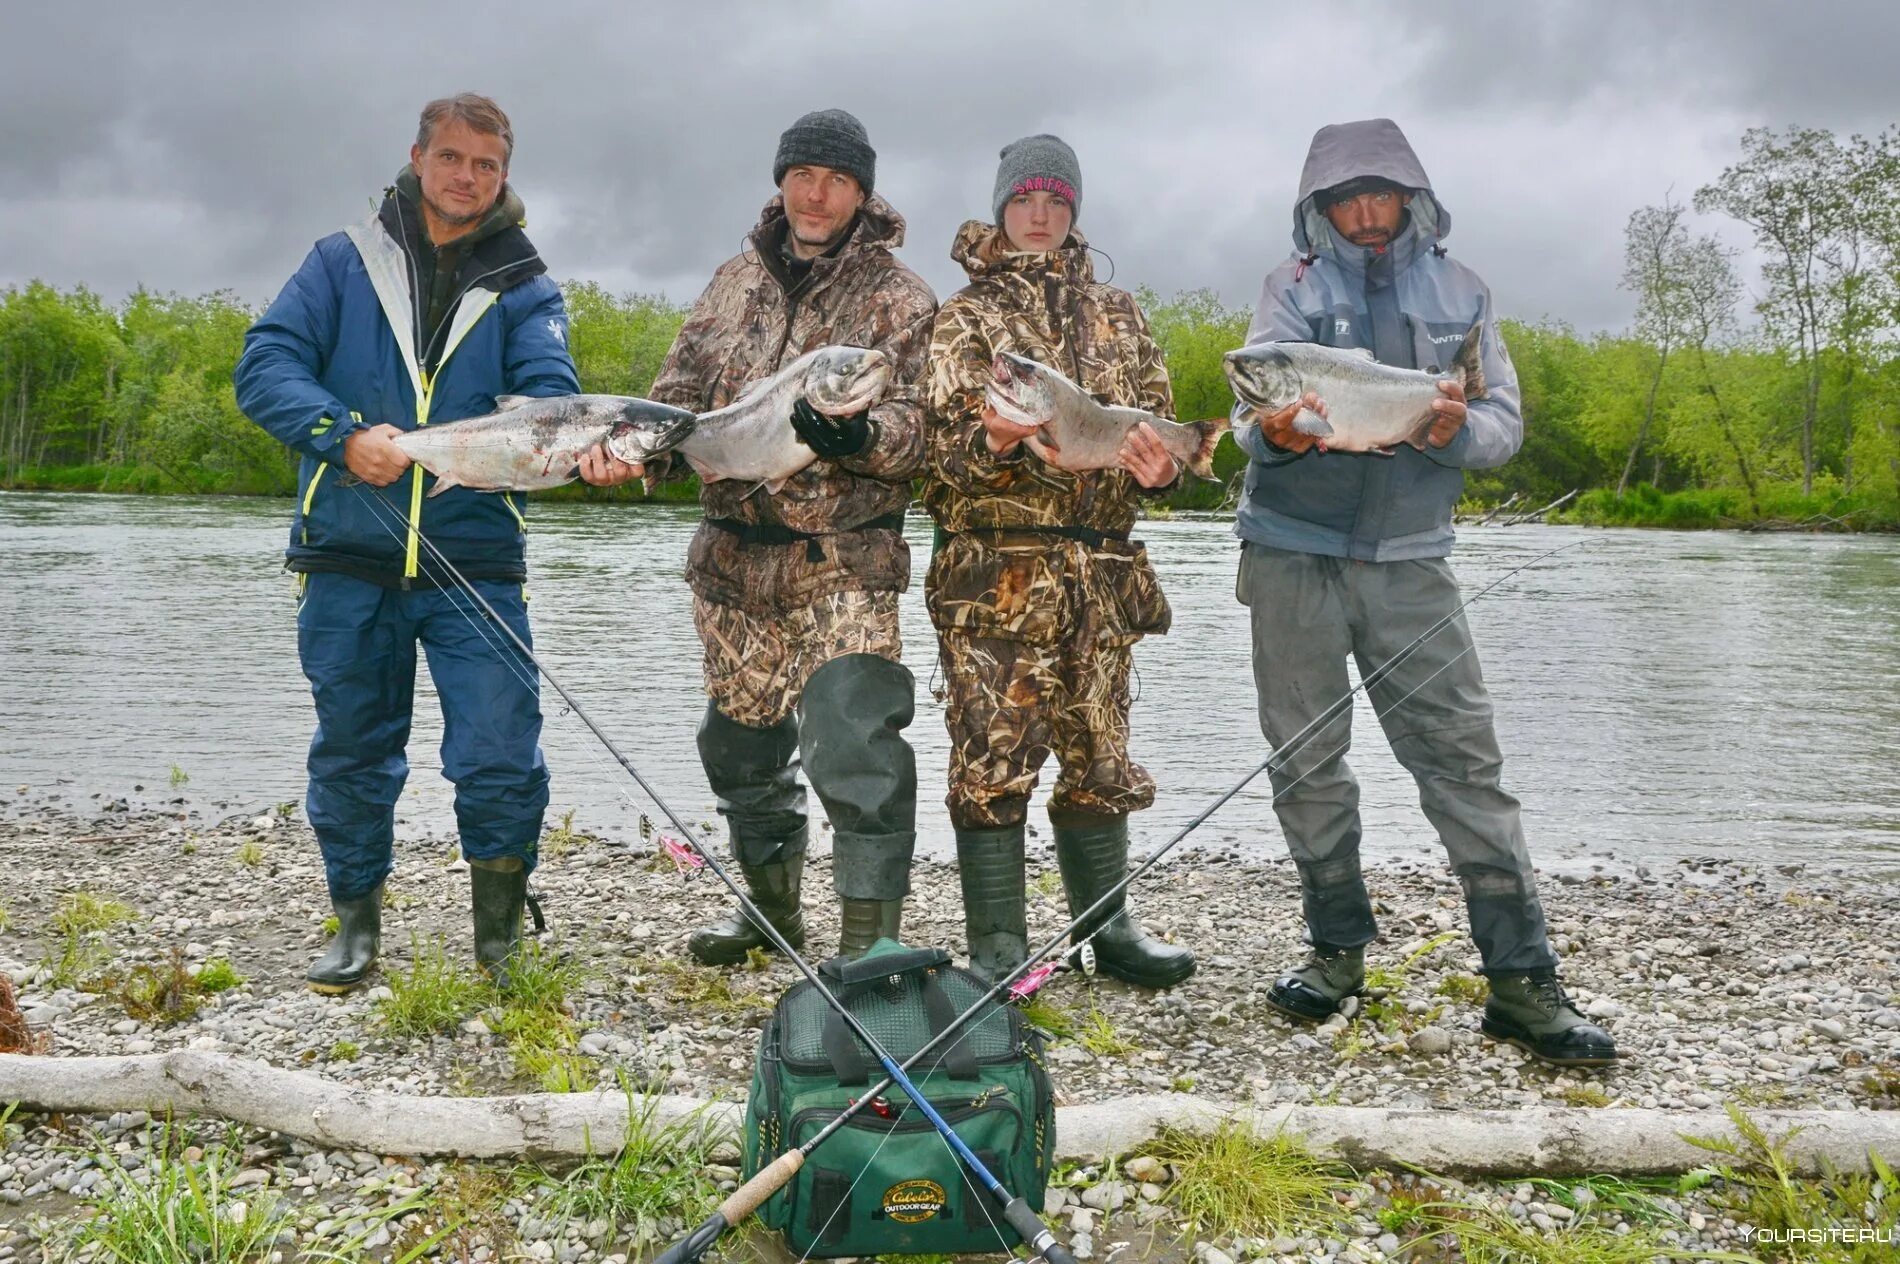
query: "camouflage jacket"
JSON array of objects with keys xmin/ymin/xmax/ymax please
[
  {"xmin": 649, "ymin": 195, "xmax": 937, "ymax": 613},
  {"xmin": 923, "ymin": 221, "xmax": 1176, "ymax": 535},
  {"xmin": 922, "ymin": 221, "xmax": 1177, "ymax": 648}
]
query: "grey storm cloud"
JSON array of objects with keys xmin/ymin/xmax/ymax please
[{"xmin": 3, "ymin": 1, "xmax": 1895, "ymax": 335}]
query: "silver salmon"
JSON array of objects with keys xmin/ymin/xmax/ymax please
[
  {"xmin": 1223, "ymin": 321, "xmax": 1485, "ymax": 453},
  {"xmin": 394, "ymin": 395, "xmax": 697, "ymax": 496},
  {"xmin": 984, "ymin": 353, "xmax": 1229, "ymax": 481},
  {"xmin": 668, "ymin": 345, "xmax": 893, "ymax": 494}
]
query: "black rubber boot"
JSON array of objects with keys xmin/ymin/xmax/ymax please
[
  {"xmin": 1482, "ymin": 970, "xmax": 1620, "ymax": 1066},
  {"xmin": 306, "ymin": 885, "xmax": 382, "ymax": 995},
  {"xmin": 838, "ymin": 899, "xmax": 903, "ymax": 958},
  {"xmin": 469, "ymin": 857, "xmax": 529, "ymax": 986},
  {"xmin": 688, "ymin": 856, "xmax": 808, "ymax": 966},
  {"xmin": 1264, "ymin": 945, "xmax": 1366, "ymax": 1022},
  {"xmin": 955, "ymin": 825, "xmax": 1028, "ymax": 986},
  {"xmin": 1053, "ymin": 813, "xmax": 1195, "ymax": 989}
]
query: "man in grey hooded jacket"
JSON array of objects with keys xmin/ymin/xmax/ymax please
[{"xmin": 1232, "ymin": 118, "xmax": 1616, "ymax": 1066}]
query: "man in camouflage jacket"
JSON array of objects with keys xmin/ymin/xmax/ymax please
[
  {"xmin": 923, "ymin": 134, "xmax": 1196, "ymax": 990},
  {"xmin": 647, "ymin": 109, "xmax": 937, "ymax": 964}
]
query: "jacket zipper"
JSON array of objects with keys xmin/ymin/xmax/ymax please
[{"xmin": 404, "ymin": 287, "xmax": 501, "ymax": 581}]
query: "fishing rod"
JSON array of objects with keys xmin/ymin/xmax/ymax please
[
  {"xmin": 338, "ymin": 481, "xmax": 1071, "ymax": 1264},
  {"xmin": 652, "ymin": 536, "xmax": 1589, "ymax": 1261}
]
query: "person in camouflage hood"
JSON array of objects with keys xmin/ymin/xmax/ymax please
[
  {"xmin": 646, "ymin": 110, "xmax": 938, "ymax": 966},
  {"xmin": 923, "ymin": 134, "xmax": 1196, "ymax": 991}
]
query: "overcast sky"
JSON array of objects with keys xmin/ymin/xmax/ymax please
[{"xmin": 4, "ymin": 2, "xmax": 1895, "ymax": 334}]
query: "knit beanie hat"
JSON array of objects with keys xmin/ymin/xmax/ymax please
[
  {"xmin": 991, "ymin": 133, "xmax": 1081, "ymax": 226},
  {"xmin": 773, "ymin": 109, "xmax": 876, "ymax": 196}
]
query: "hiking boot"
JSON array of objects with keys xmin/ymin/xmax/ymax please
[
  {"xmin": 1053, "ymin": 813, "xmax": 1196, "ymax": 990},
  {"xmin": 838, "ymin": 898, "xmax": 903, "ymax": 958},
  {"xmin": 469, "ymin": 858, "xmax": 531, "ymax": 987},
  {"xmin": 956, "ymin": 825, "xmax": 1029, "ymax": 987},
  {"xmin": 1264, "ymin": 945, "xmax": 1366, "ymax": 1023},
  {"xmin": 688, "ymin": 856, "xmax": 807, "ymax": 966},
  {"xmin": 1482, "ymin": 970, "xmax": 1619, "ymax": 1066},
  {"xmin": 306, "ymin": 885, "xmax": 382, "ymax": 995}
]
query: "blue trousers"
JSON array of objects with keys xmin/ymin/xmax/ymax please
[{"xmin": 297, "ymin": 572, "xmax": 548, "ymax": 901}]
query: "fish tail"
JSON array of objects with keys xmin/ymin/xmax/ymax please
[
  {"xmin": 1185, "ymin": 416, "xmax": 1231, "ymax": 482},
  {"xmin": 1453, "ymin": 319, "xmax": 1488, "ymax": 400}
]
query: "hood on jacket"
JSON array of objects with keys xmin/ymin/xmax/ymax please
[
  {"xmin": 949, "ymin": 219, "xmax": 1095, "ymax": 285},
  {"xmin": 1292, "ymin": 118, "xmax": 1449, "ymax": 256}
]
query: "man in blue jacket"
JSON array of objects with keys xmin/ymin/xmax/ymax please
[
  {"xmin": 236, "ymin": 94, "xmax": 614, "ymax": 994},
  {"xmin": 1232, "ymin": 119, "xmax": 1616, "ymax": 1065}
]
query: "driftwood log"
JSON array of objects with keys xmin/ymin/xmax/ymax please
[{"xmin": 5, "ymin": 1052, "xmax": 1897, "ymax": 1176}]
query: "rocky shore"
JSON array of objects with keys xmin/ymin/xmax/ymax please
[{"xmin": 2, "ymin": 793, "xmax": 1895, "ymax": 1259}]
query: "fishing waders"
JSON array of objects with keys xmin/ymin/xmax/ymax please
[
  {"xmin": 306, "ymin": 884, "xmax": 382, "ymax": 994},
  {"xmin": 1052, "ymin": 810, "xmax": 1195, "ymax": 989},
  {"xmin": 802, "ymin": 654, "xmax": 916, "ymax": 958},
  {"xmin": 690, "ymin": 704, "xmax": 809, "ymax": 965},
  {"xmin": 955, "ymin": 823, "xmax": 1029, "ymax": 986}
]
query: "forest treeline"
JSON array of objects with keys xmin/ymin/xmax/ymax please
[{"xmin": 3, "ymin": 125, "xmax": 1896, "ymax": 527}]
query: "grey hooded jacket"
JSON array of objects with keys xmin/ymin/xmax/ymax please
[{"xmin": 1231, "ymin": 118, "xmax": 1522, "ymax": 561}]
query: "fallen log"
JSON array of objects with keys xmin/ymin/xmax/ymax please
[
  {"xmin": 1472, "ymin": 492, "xmax": 1523, "ymax": 526},
  {"xmin": 1502, "ymin": 488, "xmax": 1578, "ymax": 526},
  {"xmin": 4, "ymin": 1053, "xmax": 1895, "ymax": 1176}
]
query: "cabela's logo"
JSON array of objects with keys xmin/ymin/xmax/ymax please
[{"xmin": 882, "ymin": 1178, "xmax": 946, "ymax": 1223}]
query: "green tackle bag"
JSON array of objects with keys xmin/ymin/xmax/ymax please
[{"xmin": 741, "ymin": 938, "xmax": 1056, "ymax": 1259}]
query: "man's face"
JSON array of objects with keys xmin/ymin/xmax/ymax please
[
  {"xmin": 1323, "ymin": 188, "xmax": 1411, "ymax": 249},
  {"xmin": 410, "ymin": 118, "xmax": 509, "ymax": 232},
  {"xmin": 780, "ymin": 165, "xmax": 865, "ymax": 253}
]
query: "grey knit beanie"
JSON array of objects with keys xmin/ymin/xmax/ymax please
[
  {"xmin": 991, "ymin": 133, "xmax": 1081, "ymax": 226},
  {"xmin": 773, "ymin": 109, "xmax": 875, "ymax": 196}
]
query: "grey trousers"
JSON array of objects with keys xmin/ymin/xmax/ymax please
[{"xmin": 1237, "ymin": 542, "xmax": 1557, "ymax": 973}]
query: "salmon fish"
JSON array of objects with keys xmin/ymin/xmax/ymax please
[
  {"xmin": 394, "ymin": 395, "xmax": 697, "ymax": 496},
  {"xmin": 984, "ymin": 353, "xmax": 1229, "ymax": 481},
  {"xmin": 1222, "ymin": 321, "xmax": 1485, "ymax": 454}
]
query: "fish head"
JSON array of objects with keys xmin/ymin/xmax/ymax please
[
  {"xmin": 801, "ymin": 346, "xmax": 894, "ymax": 416},
  {"xmin": 1223, "ymin": 344, "xmax": 1303, "ymax": 413},
  {"xmin": 985, "ymin": 353, "xmax": 1059, "ymax": 428},
  {"xmin": 601, "ymin": 398, "xmax": 699, "ymax": 464}
]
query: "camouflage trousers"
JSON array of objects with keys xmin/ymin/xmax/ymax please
[
  {"xmin": 694, "ymin": 589, "xmax": 904, "ymax": 729},
  {"xmin": 938, "ymin": 631, "xmax": 1154, "ymax": 829}
]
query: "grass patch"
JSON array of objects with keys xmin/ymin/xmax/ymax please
[
  {"xmin": 634, "ymin": 955, "xmax": 766, "ymax": 1018},
  {"xmin": 1686, "ymin": 1105, "xmax": 1899, "ymax": 1261},
  {"xmin": 1079, "ymin": 1003, "xmax": 1139, "ymax": 1058},
  {"xmin": 541, "ymin": 808, "xmax": 596, "ymax": 860},
  {"xmin": 1435, "ymin": 972, "xmax": 1489, "ymax": 1005},
  {"xmin": 518, "ymin": 1078, "xmax": 731, "ymax": 1250},
  {"xmin": 196, "ymin": 957, "xmax": 242, "ymax": 993},
  {"xmin": 0, "ymin": 899, "xmax": 10, "ymax": 932},
  {"xmin": 328, "ymin": 1038, "xmax": 361, "ymax": 1061},
  {"xmin": 43, "ymin": 892, "xmax": 140, "ymax": 989},
  {"xmin": 1361, "ymin": 932, "xmax": 1459, "ymax": 1035},
  {"xmin": 62, "ymin": 1127, "xmax": 297, "ymax": 1263},
  {"xmin": 1401, "ymin": 1197, "xmax": 1722, "ymax": 1263},
  {"xmin": 168, "ymin": 764, "xmax": 189, "ymax": 788},
  {"xmin": 386, "ymin": 1165, "xmax": 517, "ymax": 1262},
  {"xmin": 1027, "ymin": 870, "xmax": 1063, "ymax": 900},
  {"xmin": 232, "ymin": 838, "xmax": 263, "ymax": 868},
  {"xmin": 489, "ymin": 941, "xmax": 597, "ymax": 1091},
  {"xmin": 1148, "ymin": 1118, "xmax": 1353, "ymax": 1241},
  {"xmin": 1561, "ymin": 1083, "xmax": 1614, "ymax": 1108},
  {"xmin": 320, "ymin": 913, "xmax": 340, "ymax": 938},
  {"xmin": 1018, "ymin": 994, "xmax": 1076, "ymax": 1040},
  {"xmin": 377, "ymin": 937, "xmax": 490, "ymax": 1037},
  {"xmin": 105, "ymin": 948, "xmax": 208, "ymax": 1025}
]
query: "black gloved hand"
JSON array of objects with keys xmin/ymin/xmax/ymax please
[{"xmin": 789, "ymin": 396, "xmax": 873, "ymax": 460}]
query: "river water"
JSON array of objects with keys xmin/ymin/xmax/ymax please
[{"xmin": 2, "ymin": 491, "xmax": 1896, "ymax": 876}]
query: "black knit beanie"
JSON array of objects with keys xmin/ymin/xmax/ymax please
[{"xmin": 773, "ymin": 109, "xmax": 876, "ymax": 196}]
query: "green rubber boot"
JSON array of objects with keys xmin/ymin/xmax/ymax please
[
  {"xmin": 688, "ymin": 856, "xmax": 808, "ymax": 966},
  {"xmin": 306, "ymin": 885, "xmax": 382, "ymax": 995},
  {"xmin": 955, "ymin": 825, "xmax": 1028, "ymax": 986},
  {"xmin": 1053, "ymin": 813, "xmax": 1195, "ymax": 989},
  {"xmin": 838, "ymin": 898, "xmax": 903, "ymax": 959},
  {"xmin": 1265, "ymin": 945, "xmax": 1366, "ymax": 1022},
  {"xmin": 1483, "ymin": 970, "xmax": 1619, "ymax": 1066},
  {"xmin": 469, "ymin": 857, "xmax": 529, "ymax": 987}
]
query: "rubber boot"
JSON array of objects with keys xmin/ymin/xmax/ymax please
[
  {"xmin": 1482, "ymin": 970, "xmax": 1620, "ymax": 1066},
  {"xmin": 1052, "ymin": 813, "xmax": 1195, "ymax": 989},
  {"xmin": 306, "ymin": 885, "xmax": 382, "ymax": 995},
  {"xmin": 688, "ymin": 856, "xmax": 808, "ymax": 966},
  {"xmin": 956, "ymin": 825, "xmax": 1028, "ymax": 986},
  {"xmin": 1264, "ymin": 945, "xmax": 1366, "ymax": 1022},
  {"xmin": 469, "ymin": 857, "xmax": 528, "ymax": 987},
  {"xmin": 838, "ymin": 898, "xmax": 903, "ymax": 958}
]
